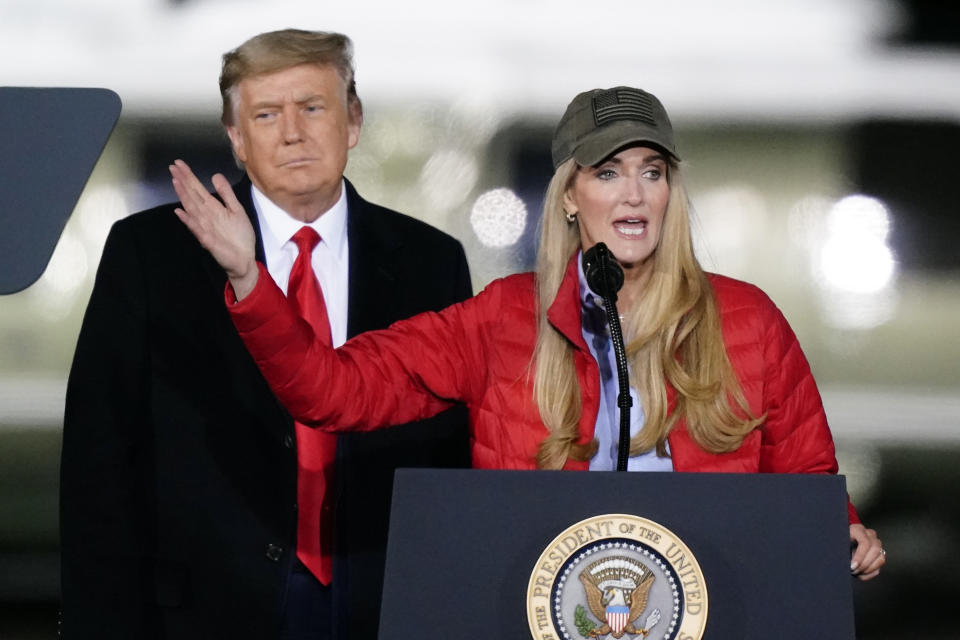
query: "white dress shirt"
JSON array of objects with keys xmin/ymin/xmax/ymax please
[{"xmin": 250, "ymin": 181, "xmax": 350, "ymax": 348}]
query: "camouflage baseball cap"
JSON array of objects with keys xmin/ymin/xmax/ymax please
[{"xmin": 551, "ymin": 86, "xmax": 679, "ymax": 169}]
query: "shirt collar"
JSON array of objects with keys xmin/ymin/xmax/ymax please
[
  {"xmin": 251, "ymin": 179, "xmax": 349, "ymax": 259},
  {"xmin": 576, "ymin": 249, "xmax": 606, "ymax": 308},
  {"xmin": 577, "ymin": 249, "xmax": 611, "ymax": 336}
]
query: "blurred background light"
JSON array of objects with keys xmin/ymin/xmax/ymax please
[
  {"xmin": 809, "ymin": 194, "xmax": 898, "ymax": 329},
  {"xmin": 788, "ymin": 195, "xmax": 832, "ymax": 253},
  {"xmin": 28, "ymin": 232, "xmax": 88, "ymax": 321},
  {"xmin": 827, "ymin": 195, "xmax": 891, "ymax": 242},
  {"xmin": 835, "ymin": 444, "xmax": 882, "ymax": 513},
  {"xmin": 345, "ymin": 152, "xmax": 387, "ymax": 203},
  {"xmin": 470, "ymin": 188, "xmax": 527, "ymax": 248},
  {"xmin": 819, "ymin": 290, "xmax": 897, "ymax": 331},
  {"xmin": 818, "ymin": 238, "xmax": 895, "ymax": 294},
  {"xmin": 817, "ymin": 195, "xmax": 895, "ymax": 296},
  {"xmin": 3, "ymin": 0, "xmax": 960, "ymax": 122},
  {"xmin": 74, "ymin": 185, "xmax": 130, "ymax": 257},
  {"xmin": 692, "ymin": 185, "xmax": 768, "ymax": 276},
  {"xmin": 418, "ymin": 149, "xmax": 479, "ymax": 211}
]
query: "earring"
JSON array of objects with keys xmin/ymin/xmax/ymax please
[{"xmin": 564, "ymin": 210, "xmax": 576, "ymax": 223}]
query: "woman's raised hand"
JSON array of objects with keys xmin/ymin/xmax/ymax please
[{"xmin": 170, "ymin": 159, "xmax": 259, "ymax": 300}]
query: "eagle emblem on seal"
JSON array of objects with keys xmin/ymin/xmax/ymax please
[{"xmin": 577, "ymin": 556, "xmax": 662, "ymax": 638}]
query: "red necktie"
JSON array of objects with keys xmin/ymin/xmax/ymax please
[{"xmin": 287, "ymin": 226, "xmax": 337, "ymax": 585}]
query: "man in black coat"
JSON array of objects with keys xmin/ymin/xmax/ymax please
[{"xmin": 59, "ymin": 29, "xmax": 471, "ymax": 639}]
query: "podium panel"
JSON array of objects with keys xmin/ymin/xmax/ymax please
[
  {"xmin": 379, "ymin": 470, "xmax": 855, "ymax": 640},
  {"xmin": 0, "ymin": 87, "xmax": 120, "ymax": 294}
]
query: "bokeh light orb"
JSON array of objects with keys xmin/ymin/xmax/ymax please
[{"xmin": 470, "ymin": 188, "xmax": 527, "ymax": 248}]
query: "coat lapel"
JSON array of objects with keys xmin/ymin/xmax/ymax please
[
  {"xmin": 193, "ymin": 175, "xmax": 290, "ymax": 429},
  {"xmin": 343, "ymin": 179, "xmax": 402, "ymax": 337}
]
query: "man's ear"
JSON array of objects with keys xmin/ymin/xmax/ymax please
[
  {"xmin": 346, "ymin": 101, "xmax": 363, "ymax": 151},
  {"xmin": 225, "ymin": 125, "xmax": 247, "ymax": 164}
]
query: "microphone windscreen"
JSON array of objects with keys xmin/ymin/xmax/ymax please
[{"xmin": 582, "ymin": 243, "xmax": 624, "ymax": 297}]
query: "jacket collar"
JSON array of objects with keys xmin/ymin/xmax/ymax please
[
  {"xmin": 546, "ymin": 253, "xmax": 590, "ymax": 353},
  {"xmin": 240, "ymin": 174, "xmax": 269, "ymax": 266},
  {"xmin": 343, "ymin": 178, "xmax": 403, "ymax": 338}
]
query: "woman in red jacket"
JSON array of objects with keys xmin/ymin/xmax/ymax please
[{"xmin": 171, "ymin": 86, "xmax": 885, "ymax": 580}]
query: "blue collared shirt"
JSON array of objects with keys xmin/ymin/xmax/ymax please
[{"xmin": 578, "ymin": 253, "xmax": 673, "ymax": 472}]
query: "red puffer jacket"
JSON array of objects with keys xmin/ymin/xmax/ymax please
[{"xmin": 230, "ymin": 256, "xmax": 858, "ymax": 523}]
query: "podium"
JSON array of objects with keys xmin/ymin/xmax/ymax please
[
  {"xmin": 378, "ymin": 470, "xmax": 855, "ymax": 639},
  {"xmin": 0, "ymin": 87, "xmax": 120, "ymax": 294}
]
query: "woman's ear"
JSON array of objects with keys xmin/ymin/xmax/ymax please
[{"xmin": 562, "ymin": 188, "xmax": 578, "ymax": 216}]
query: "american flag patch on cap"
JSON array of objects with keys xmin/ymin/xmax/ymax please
[{"xmin": 592, "ymin": 88, "xmax": 657, "ymax": 127}]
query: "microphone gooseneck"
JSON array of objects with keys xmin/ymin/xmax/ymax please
[{"xmin": 581, "ymin": 243, "xmax": 632, "ymax": 472}]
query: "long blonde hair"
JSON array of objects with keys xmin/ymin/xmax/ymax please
[{"xmin": 533, "ymin": 158, "xmax": 762, "ymax": 469}]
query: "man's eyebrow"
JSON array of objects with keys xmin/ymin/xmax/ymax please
[
  {"xmin": 248, "ymin": 94, "xmax": 325, "ymax": 110},
  {"xmin": 248, "ymin": 99, "xmax": 281, "ymax": 110},
  {"xmin": 295, "ymin": 94, "xmax": 325, "ymax": 105}
]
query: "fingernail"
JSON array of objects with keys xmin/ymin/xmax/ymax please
[{"xmin": 850, "ymin": 561, "xmax": 858, "ymax": 571}]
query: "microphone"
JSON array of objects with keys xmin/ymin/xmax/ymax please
[
  {"xmin": 582, "ymin": 243, "xmax": 624, "ymax": 301},
  {"xmin": 581, "ymin": 243, "xmax": 632, "ymax": 472}
]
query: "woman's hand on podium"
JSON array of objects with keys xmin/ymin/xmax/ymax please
[{"xmin": 849, "ymin": 523, "xmax": 885, "ymax": 581}]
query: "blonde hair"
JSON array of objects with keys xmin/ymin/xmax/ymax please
[
  {"xmin": 533, "ymin": 158, "xmax": 762, "ymax": 469},
  {"xmin": 219, "ymin": 29, "xmax": 362, "ymax": 126}
]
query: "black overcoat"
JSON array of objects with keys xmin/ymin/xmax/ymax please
[{"xmin": 60, "ymin": 177, "xmax": 472, "ymax": 639}]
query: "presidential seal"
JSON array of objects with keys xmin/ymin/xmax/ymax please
[{"xmin": 527, "ymin": 514, "xmax": 707, "ymax": 640}]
